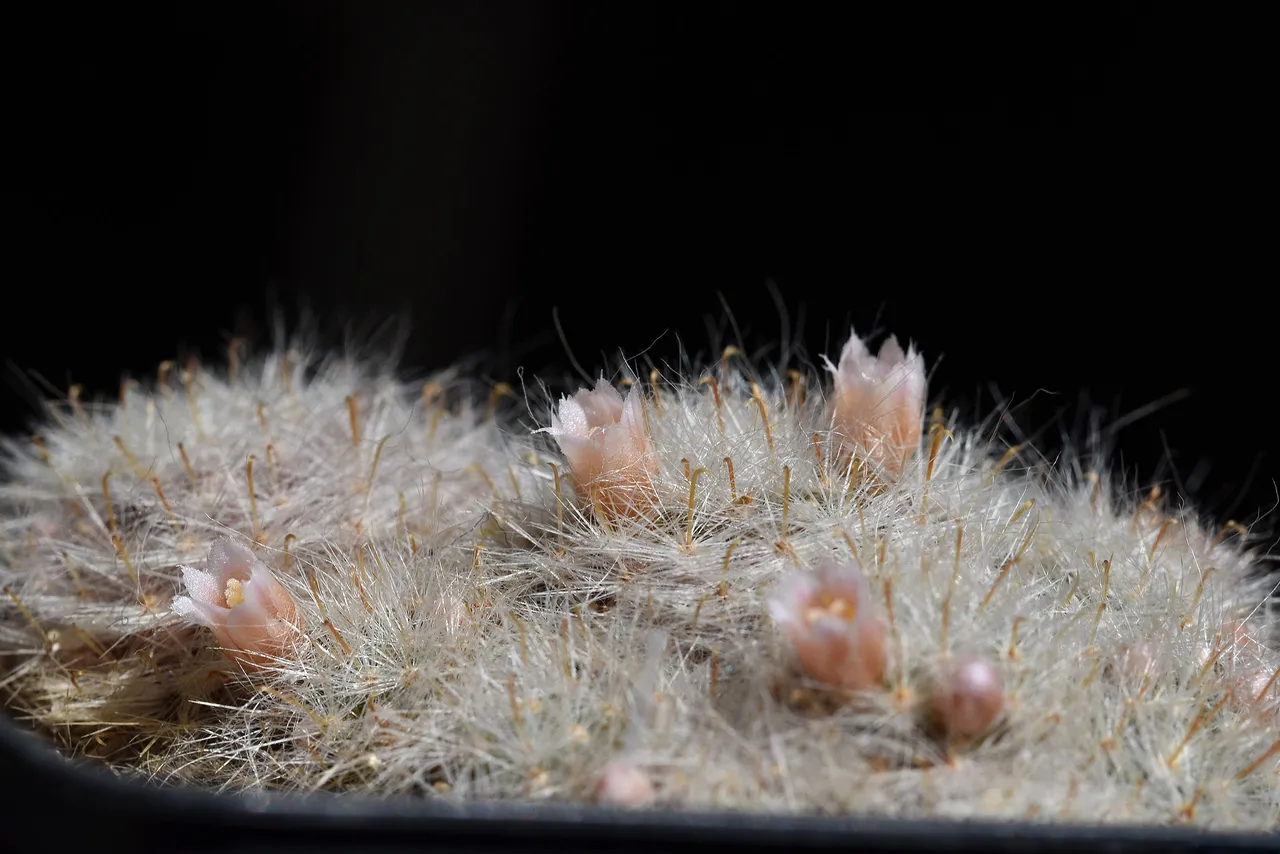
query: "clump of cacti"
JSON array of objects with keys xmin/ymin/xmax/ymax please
[{"xmin": 0, "ymin": 327, "xmax": 1275, "ymax": 829}]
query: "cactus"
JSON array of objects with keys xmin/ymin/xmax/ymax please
[{"xmin": 0, "ymin": 326, "xmax": 1275, "ymax": 829}]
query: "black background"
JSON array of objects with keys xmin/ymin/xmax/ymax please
[{"xmin": 2, "ymin": 2, "xmax": 1271, "ymax": 533}]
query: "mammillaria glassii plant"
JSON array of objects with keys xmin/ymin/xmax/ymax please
[{"xmin": 0, "ymin": 326, "xmax": 1277, "ymax": 830}]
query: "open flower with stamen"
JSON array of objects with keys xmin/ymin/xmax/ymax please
[
  {"xmin": 171, "ymin": 537, "xmax": 302, "ymax": 665},
  {"xmin": 768, "ymin": 559, "xmax": 887, "ymax": 692},
  {"xmin": 541, "ymin": 378, "xmax": 658, "ymax": 519},
  {"xmin": 827, "ymin": 329, "xmax": 926, "ymax": 478}
]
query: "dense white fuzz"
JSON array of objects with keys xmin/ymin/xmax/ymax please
[{"xmin": 0, "ymin": 329, "xmax": 1277, "ymax": 830}]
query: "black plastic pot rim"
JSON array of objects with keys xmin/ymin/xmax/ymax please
[{"xmin": 1, "ymin": 714, "xmax": 1272, "ymax": 853}]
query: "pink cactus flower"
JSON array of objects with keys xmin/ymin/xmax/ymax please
[
  {"xmin": 768, "ymin": 559, "xmax": 887, "ymax": 692},
  {"xmin": 828, "ymin": 330, "xmax": 927, "ymax": 477},
  {"xmin": 171, "ymin": 538, "xmax": 301, "ymax": 665},
  {"xmin": 542, "ymin": 379, "xmax": 658, "ymax": 519},
  {"xmin": 931, "ymin": 655, "xmax": 1005, "ymax": 740}
]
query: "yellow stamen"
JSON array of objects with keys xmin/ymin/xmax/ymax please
[{"xmin": 807, "ymin": 595, "xmax": 855, "ymax": 623}]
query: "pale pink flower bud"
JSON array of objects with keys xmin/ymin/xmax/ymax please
[
  {"xmin": 828, "ymin": 330, "xmax": 927, "ymax": 477},
  {"xmin": 1235, "ymin": 668, "xmax": 1280, "ymax": 718},
  {"xmin": 1218, "ymin": 621, "xmax": 1277, "ymax": 716},
  {"xmin": 593, "ymin": 761, "xmax": 655, "ymax": 807},
  {"xmin": 931, "ymin": 655, "xmax": 1004, "ymax": 740},
  {"xmin": 541, "ymin": 379, "xmax": 658, "ymax": 518},
  {"xmin": 768, "ymin": 559, "xmax": 887, "ymax": 692},
  {"xmin": 171, "ymin": 538, "xmax": 301, "ymax": 665},
  {"xmin": 1111, "ymin": 641, "xmax": 1155, "ymax": 683},
  {"xmin": 1221, "ymin": 620, "xmax": 1265, "ymax": 667}
]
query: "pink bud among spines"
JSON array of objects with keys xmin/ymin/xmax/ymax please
[
  {"xmin": 1222, "ymin": 620, "xmax": 1265, "ymax": 667},
  {"xmin": 768, "ymin": 559, "xmax": 888, "ymax": 693},
  {"xmin": 1218, "ymin": 621, "xmax": 1278, "ymax": 717},
  {"xmin": 171, "ymin": 537, "xmax": 301, "ymax": 666},
  {"xmin": 1112, "ymin": 642, "xmax": 1155, "ymax": 683},
  {"xmin": 542, "ymin": 379, "xmax": 659, "ymax": 519},
  {"xmin": 593, "ymin": 761, "xmax": 655, "ymax": 807},
  {"xmin": 829, "ymin": 330, "xmax": 927, "ymax": 478},
  {"xmin": 1236, "ymin": 668, "xmax": 1280, "ymax": 718},
  {"xmin": 931, "ymin": 655, "xmax": 1004, "ymax": 740}
]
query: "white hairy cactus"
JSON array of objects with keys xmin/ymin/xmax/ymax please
[{"xmin": 0, "ymin": 326, "xmax": 1277, "ymax": 830}]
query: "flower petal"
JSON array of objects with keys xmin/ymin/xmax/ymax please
[
  {"xmin": 837, "ymin": 332, "xmax": 873, "ymax": 376},
  {"xmin": 251, "ymin": 562, "xmax": 298, "ymax": 624},
  {"xmin": 223, "ymin": 602, "xmax": 285, "ymax": 654},
  {"xmin": 575, "ymin": 379, "xmax": 625, "ymax": 428},
  {"xmin": 178, "ymin": 565, "xmax": 223, "ymax": 608},
  {"xmin": 768, "ymin": 574, "xmax": 815, "ymax": 625},
  {"xmin": 242, "ymin": 564, "xmax": 281, "ymax": 614},
  {"xmin": 207, "ymin": 538, "xmax": 257, "ymax": 585},
  {"xmin": 877, "ymin": 336, "xmax": 905, "ymax": 364},
  {"xmin": 171, "ymin": 594, "xmax": 221, "ymax": 628},
  {"xmin": 815, "ymin": 560, "xmax": 869, "ymax": 603},
  {"xmin": 551, "ymin": 395, "xmax": 589, "ymax": 437}
]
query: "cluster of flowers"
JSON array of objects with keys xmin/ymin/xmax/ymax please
[{"xmin": 169, "ymin": 330, "xmax": 1010, "ymax": 802}]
